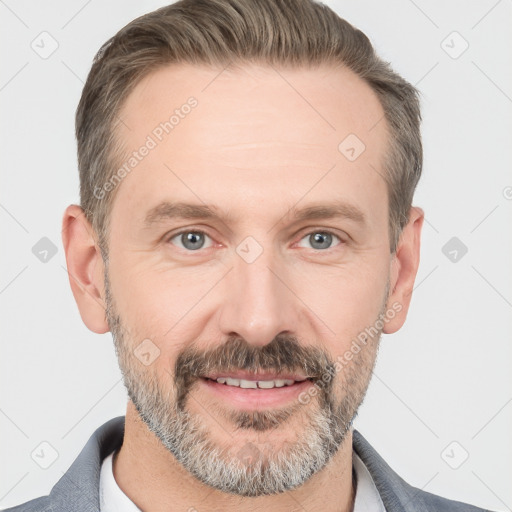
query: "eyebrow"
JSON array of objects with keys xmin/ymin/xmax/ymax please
[{"xmin": 143, "ymin": 201, "xmax": 366, "ymax": 227}]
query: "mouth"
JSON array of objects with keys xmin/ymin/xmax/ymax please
[{"xmin": 199, "ymin": 372, "xmax": 316, "ymax": 409}]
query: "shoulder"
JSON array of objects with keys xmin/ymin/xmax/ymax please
[{"xmin": 352, "ymin": 430, "xmax": 494, "ymax": 512}]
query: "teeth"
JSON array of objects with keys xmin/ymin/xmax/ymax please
[
  {"xmin": 239, "ymin": 379, "xmax": 258, "ymax": 389},
  {"xmin": 256, "ymin": 380, "xmax": 275, "ymax": 389},
  {"xmin": 214, "ymin": 377, "xmax": 297, "ymax": 388}
]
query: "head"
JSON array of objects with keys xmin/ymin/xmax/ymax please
[{"xmin": 63, "ymin": 0, "xmax": 424, "ymax": 498}]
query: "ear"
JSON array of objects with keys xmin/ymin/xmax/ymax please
[
  {"xmin": 383, "ymin": 206, "xmax": 424, "ymax": 334},
  {"xmin": 61, "ymin": 205, "xmax": 109, "ymax": 334}
]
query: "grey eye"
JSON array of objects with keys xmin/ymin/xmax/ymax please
[
  {"xmin": 170, "ymin": 231, "xmax": 213, "ymax": 251},
  {"xmin": 297, "ymin": 231, "xmax": 340, "ymax": 250}
]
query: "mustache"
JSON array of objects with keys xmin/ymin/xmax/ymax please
[{"xmin": 173, "ymin": 334, "xmax": 336, "ymax": 406}]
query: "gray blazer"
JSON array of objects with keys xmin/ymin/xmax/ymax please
[{"xmin": 2, "ymin": 416, "xmax": 492, "ymax": 511}]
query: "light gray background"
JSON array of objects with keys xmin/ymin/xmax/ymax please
[{"xmin": 1, "ymin": 0, "xmax": 511, "ymax": 510}]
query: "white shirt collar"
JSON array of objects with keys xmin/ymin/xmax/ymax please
[
  {"xmin": 352, "ymin": 451, "xmax": 386, "ymax": 511},
  {"xmin": 99, "ymin": 450, "xmax": 141, "ymax": 512}
]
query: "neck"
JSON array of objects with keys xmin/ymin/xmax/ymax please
[{"xmin": 113, "ymin": 402, "xmax": 355, "ymax": 512}]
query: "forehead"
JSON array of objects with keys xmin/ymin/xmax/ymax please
[
  {"xmin": 118, "ymin": 61, "xmax": 387, "ymax": 150},
  {"xmin": 111, "ymin": 62, "xmax": 389, "ymax": 226}
]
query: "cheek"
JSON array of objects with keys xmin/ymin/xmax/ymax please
[
  {"xmin": 112, "ymin": 251, "xmax": 202, "ymax": 320},
  {"xmin": 108, "ymin": 259, "xmax": 225, "ymax": 358},
  {"xmin": 292, "ymin": 260, "xmax": 389, "ymax": 355}
]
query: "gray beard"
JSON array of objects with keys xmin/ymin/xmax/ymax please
[
  {"xmin": 105, "ymin": 269, "xmax": 382, "ymax": 496},
  {"xmin": 123, "ymin": 372, "xmax": 350, "ymax": 496}
]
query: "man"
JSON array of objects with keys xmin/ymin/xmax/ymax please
[{"xmin": 3, "ymin": 0, "xmax": 494, "ymax": 511}]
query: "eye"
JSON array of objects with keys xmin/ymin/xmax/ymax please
[
  {"xmin": 168, "ymin": 230, "xmax": 214, "ymax": 251},
  {"xmin": 297, "ymin": 231, "xmax": 343, "ymax": 251}
]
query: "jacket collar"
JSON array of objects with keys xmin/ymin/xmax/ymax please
[
  {"xmin": 353, "ymin": 430, "xmax": 430, "ymax": 512},
  {"xmin": 49, "ymin": 416, "xmax": 125, "ymax": 511}
]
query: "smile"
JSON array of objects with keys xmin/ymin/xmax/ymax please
[
  {"xmin": 199, "ymin": 373, "xmax": 315, "ymax": 409},
  {"xmin": 205, "ymin": 377, "xmax": 309, "ymax": 389}
]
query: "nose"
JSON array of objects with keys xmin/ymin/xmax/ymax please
[{"xmin": 217, "ymin": 246, "xmax": 302, "ymax": 347}]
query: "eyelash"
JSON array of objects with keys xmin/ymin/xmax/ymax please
[{"xmin": 166, "ymin": 228, "xmax": 345, "ymax": 253}]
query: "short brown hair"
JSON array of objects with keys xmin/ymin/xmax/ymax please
[{"xmin": 76, "ymin": 0, "xmax": 422, "ymax": 253}]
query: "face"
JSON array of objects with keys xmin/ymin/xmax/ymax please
[{"xmin": 103, "ymin": 62, "xmax": 394, "ymax": 496}]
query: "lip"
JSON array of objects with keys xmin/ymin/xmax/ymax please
[{"xmin": 199, "ymin": 377, "xmax": 314, "ymax": 409}]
